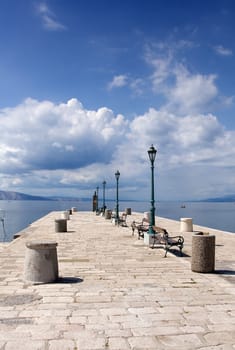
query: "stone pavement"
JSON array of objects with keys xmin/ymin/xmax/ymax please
[{"xmin": 0, "ymin": 210, "xmax": 234, "ymax": 350}]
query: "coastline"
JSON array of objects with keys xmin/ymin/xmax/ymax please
[{"xmin": 0, "ymin": 200, "xmax": 235, "ymax": 242}]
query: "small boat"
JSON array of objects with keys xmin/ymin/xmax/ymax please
[{"xmin": 181, "ymin": 205, "xmax": 186, "ymax": 208}]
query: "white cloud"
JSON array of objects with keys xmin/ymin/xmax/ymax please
[
  {"xmin": 1, "ymin": 98, "xmax": 235, "ymax": 200},
  {"xmin": 122, "ymin": 108, "xmax": 235, "ymax": 199},
  {"xmin": 144, "ymin": 46, "xmax": 172, "ymax": 91},
  {"xmin": 108, "ymin": 75, "xmax": 145, "ymax": 96},
  {"xmin": 106, "ymin": 39, "xmax": 233, "ymax": 119},
  {"xmin": 36, "ymin": 2, "xmax": 67, "ymax": 31},
  {"xmin": 0, "ymin": 98, "xmax": 128, "ymax": 173},
  {"xmin": 143, "ymin": 43, "xmax": 221, "ymax": 115},
  {"xmin": 129, "ymin": 78, "xmax": 145, "ymax": 96},
  {"xmin": 214, "ymin": 45, "xmax": 233, "ymax": 56},
  {"xmin": 168, "ymin": 66, "xmax": 218, "ymax": 114},
  {"xmin": 108, "ymin": 75, "xmax": 128, "ymax": 90},
  {"xmin": 151, "ymin": 56, "xmax": 172, "ymax": 91},
  {"xmin": 128, "ymin": 109, "xmax": 226, "ymax": 164}
]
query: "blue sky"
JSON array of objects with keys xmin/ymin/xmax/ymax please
[{"xmin": 0, "ymin": 0, "xmax": 235, "ymax": 201}]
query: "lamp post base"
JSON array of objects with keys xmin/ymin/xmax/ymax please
[{"xmin": 144, "ymin": 232, "xmax": 155, "ymax": 246}]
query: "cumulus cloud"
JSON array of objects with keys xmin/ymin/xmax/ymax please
[
  {"xmin": 36, "ymin": 2, "xmax": 67, "ymax": 31},
  {"xmin": 0, "ymin": 98, "xmax": 127, "ymax": 173},
  {"xmin": 127, "ymin": 109, "xmax": 229, "ymax": 167},
  {"xmin": 168, "ymin": 66, "xmax": 218, "ymax": 114},
  {"xmin": 1, "ymin": 97, "xmax": 235, "ymax": 200},
  {"xmin": 118, "ymin": 108, "xmax": 235, "ymax": 199}
]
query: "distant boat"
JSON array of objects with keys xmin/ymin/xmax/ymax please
[{"xmin": 181, "ymin": 205, "xmax": 186, "ymax": 208}]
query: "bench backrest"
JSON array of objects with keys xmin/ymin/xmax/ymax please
[
  {"xmin": 152, "ymin": 225, "xmax": 168, "ymax": 235},
  {"xmin": 142, "ymin": 218, "xmax": 149, "ymax": 226}
]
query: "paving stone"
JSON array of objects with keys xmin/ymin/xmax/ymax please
[
  {"xmin": 72, "ymin": 309, "xmax": 99, "ymax": 316},
  {"xmin": 36, "ymin": 316, "xmax": 68, "ymax": 325},
  {"xmin": 105, "ymin": 328, "xmax": 132, "ymax": 337},
  {"xmin": 0, "ymin": 211, "xmax": 234, "ymax": 349},
  {"xmin": 128, "ymin": 307, "xmax": 157, "ymax": 314},
  {"xmin": 0, "ymin": 329, "xmax": 31, "ymax": 339},
  {"xmin": 5, "ymin": 340, "xmax": 46, "ymax": 350},
  {"xmin": 132, "ymin": 326, "xmax": 181, "ymax": 336},
  {"xmin": 198, "ymin": 346, "xmax": 235, "ymax": 350},
  {"xmin": 128, "ymin": 336, "xmax": 159, "ymax": 349},
  {"xmin": 107, "ymin": 336, "xmax": 130, "ymax": 349},
  {"xmin": 76, "ymin": 335, "xmax": 106, "ymax": 349},
  {"xmin": 99, "ymin": 307, "xmax": 128, "ymax": 316},
  {"xmin": 157, "ymin": 333, "xmax": 203, "ymax": 348},
  {"xmin": 48, "ymin": 339, "xmax": 76, "ymax": 350},
  {"xmin": 203, "ymin": 332, "xmax": 235, "ymax": 345}
]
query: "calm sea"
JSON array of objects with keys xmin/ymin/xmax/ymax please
[{"xmin": 0, "ymin": 200, "xmax": 234, "ymax": 242}]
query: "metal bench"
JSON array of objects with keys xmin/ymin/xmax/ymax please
[
  {"xmin": 131, "ymin": 220, "xmax": 184, "ymax": 257},
  {"xmin": 152, "ymin": 226, "xmax": 184, "ymax": 257},
  {"xmin": 131, "ymin": 218, "xmax": 149, "ymax": 239},
  {"xmin": 119, "ymin": 213, "xmax": 128, "ymax": 227}
]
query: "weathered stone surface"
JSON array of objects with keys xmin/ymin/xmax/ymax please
[
  {"xmin": 0, "ymin": 211, "xmax": 234, "ymax": 349},
  {"xmin": 191, "ymin": 233, "xmax": 215, "ymax": 272}
]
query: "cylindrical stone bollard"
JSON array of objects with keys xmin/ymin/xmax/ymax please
[
  {"xmin": 144, "ymin": 212, "xmax": 150, "ymax": 221},
  {"xmin": 61, "ymin": 211, "xmax": 70, "ymax": 220},
  {"xmin": 24, "ymin": 241, "xmax": 58, "ymax": 283},
  {"xmin": 105, "ymin": 209, "xmax": 112, "ymax": 219},
  {"xmin": 191, "ymin": 233, "xmax": 215, "ymax": 273},
  {"xmin": 55, "ymin": 219, "xmax": 67, "ymax": 232},
  {"xmin": 180, "ymin": 217, "xmax": 193, "ymax": 232},
  {"xmin": 125, "ymin": 208, "xmax": 132, "ymax": 215}
]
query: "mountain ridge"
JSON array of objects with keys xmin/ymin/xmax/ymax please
[
  {"xmin": 0, "ymin": 190, "xmax": 235, "ymax": 202},
  {"xmin": 0, "ymin": 190, "xmax": 52, "ymax": 201},
  {"xmin": 200, "ymin": 194, "xmax": 235, "ymax": 202}
]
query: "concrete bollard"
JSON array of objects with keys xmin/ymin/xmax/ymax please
[
  {"xmin": 144, "ymin": 212, "xmax": 150, "ymax": 221},
  {"xmin": 24, "ymin": 241, "xmax": 58, "ymax": 283},
  {"xmin": 61, "ymin": 211, "xmax": 70, "ymax": 220},
  {"xmin": 180, "ymin": 217, "xmax": 193, "ymax": 232},
  {"xmin": 125, "ymin": 208, "xmax": 132, "ymax": 215},
  {"xmin": 55, "ymin": 219, "xmax": 67, "ymax": 232},
  {"xmin": 191, "ymin": 233, "xmax": 215, "ymax": 273},
  {"xmin": 105, "ymin": 209, "xmax": 112, "ymax": 219}
]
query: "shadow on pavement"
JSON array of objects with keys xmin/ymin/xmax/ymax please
[
  {"xmin": 56, "ymin": 277, "xmax": 84, "ymax": 284},
  {"xmin": 215, "ymin": 269, "xmax": 235, "ymax": 276}
]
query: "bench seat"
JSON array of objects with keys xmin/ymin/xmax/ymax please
[
  {"xmin": 131, "ymin": 218, "xmax": 149, "ymax": 239},
  {"xmin": 152, "ymin": 226, "xmax": 184, "ymax": 257},
  {"xmin": 131, "ymin": 220, "xmax": 184, "ymax": 257}
]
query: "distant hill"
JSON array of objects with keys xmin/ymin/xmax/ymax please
[
  {"xmin": 0, "ymin": 190, "xmax": 53, "ymax": 201},
  {"xmin": 201, "ymin": 194, "xmax": 235, "ymax": 202},
  {"xmin": 49, "ymin": 196, "xmax": 80, "ymax": 201}
]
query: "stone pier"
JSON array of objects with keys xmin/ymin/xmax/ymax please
[{"xmin": 0, "ymin": 211, "xmax": 234, "ymax": 349}]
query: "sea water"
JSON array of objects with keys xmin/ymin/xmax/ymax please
[{"xmin": 0, "ymin": 200, "xmax": 234, "ymax": 242}]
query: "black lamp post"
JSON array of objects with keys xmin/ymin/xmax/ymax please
[
  {"xmin": 115, "ymin": 170, "xmax": 120, "ymax": 225},
  {"xmin": 96, "ymin": 186, "xmax": 99, "ymax": 212},
  {"xmin": 102, "ymin": 180, "xmax": 106, "ymax": 211},
  {"xmin": 148, "ymin": 145, "xmax": 157, "ymax": 235}
]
